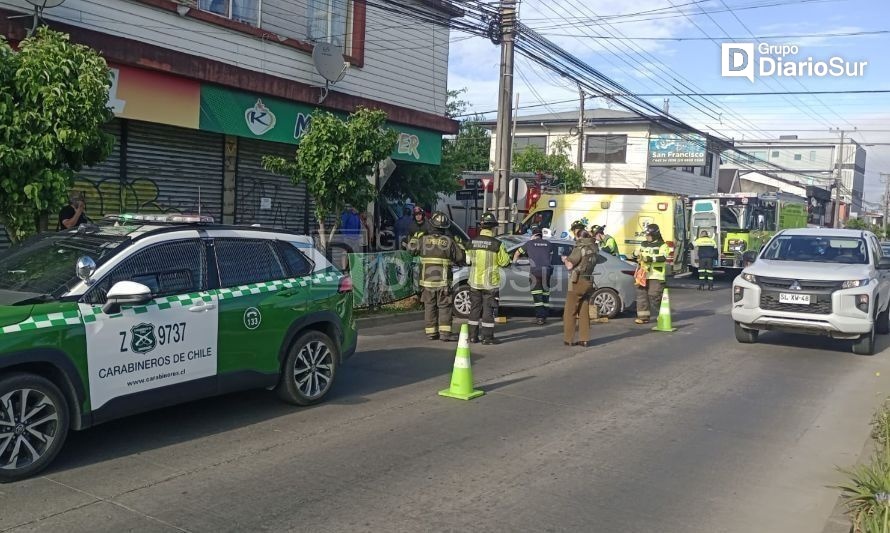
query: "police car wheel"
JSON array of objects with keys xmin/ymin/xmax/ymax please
[
  {"xmin": 591, "ymin": 288, "xmax": 620, "ymax": 319},
  {"xmin": 277, "ymin": 331, "xmax": 339, "ymax": 406},
  {"xmin": 452, "ymin": 285, "xmax": 472, "ymax": 319},
  {"xmin": 0, "ymin": 373, "xmax": 70, "ymax": 483}
]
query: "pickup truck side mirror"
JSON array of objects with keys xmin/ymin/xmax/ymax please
[{"xmin": 103, "ymin": 281, "xmax": 153, "ymax": 314}]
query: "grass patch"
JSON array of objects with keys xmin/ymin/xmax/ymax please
[{"xmin": 839, "ymin": 400, "xmax": 890, "ymax": 532}]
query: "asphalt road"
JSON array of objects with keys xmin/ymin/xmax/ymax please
[{"xmin": 3, "ymin": 282, "xmax": 890, "ymax": 533}]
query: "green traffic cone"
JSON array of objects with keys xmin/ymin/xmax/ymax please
[
  {"xmin": 438, "ymin": 324, "xmax": 484, "ymax": 400},
  {"xmin": 652, "ymin": 288, "xmax": 678, "ymax": 332}
]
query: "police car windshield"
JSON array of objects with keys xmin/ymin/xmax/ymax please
[
  {"xmin": 0, "ymin": 230, "xmax": 128, "ymax": 298},
  {"xmin": 762, "ymin": 235, "xmax": 868, "ymax": 264}
]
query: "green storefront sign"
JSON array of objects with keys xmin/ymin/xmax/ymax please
[{"xmin": 199, "ymin": 85, "xmax": 442, "ymax": 164}]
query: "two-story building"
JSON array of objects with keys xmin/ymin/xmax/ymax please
[
  {"xmin": 720, "ymin": 135, "xmax": 866, "ymax": 221},
  {"xmin": 0, "ymin": 0, "xmax": 458, "ymax": 247},
  {"xmin": 481, "ymin": 108, "xmax": 726, "ymax": 197}
]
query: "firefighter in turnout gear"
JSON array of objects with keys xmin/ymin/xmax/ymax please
[
  {"xmin": 591, "ymin": 225, "xmax": 619, "ymax": 257},
  {"xmin": 692, "ymin": 230, "xmax": 718, "ymax": 290},
  {"xmin": 408, "ymin": 211, "xmax": 465, "ymax": 341},
  {"xmin": 513, "ymin": 225, "xmax": 555, "ymax": 325},
  {"xmin": 562, "ymin": 231, "xmax": 598, "ymax": 346},
  {"xmin": 466, "ymin": 212, "xmax": 511, "ymax": 345},
  {"xmin": 632, "ymin": 224, "xmax": 672, "ymax": 325}
]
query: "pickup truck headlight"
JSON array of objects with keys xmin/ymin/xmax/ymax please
[
  {"xmin": 842, "ymin": 279, "xmax": 870, "ymax": 289},
  {"xmin": 742, "ymin": 273, "xmax": 756, "ymax": 283}
]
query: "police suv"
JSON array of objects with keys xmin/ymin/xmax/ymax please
[
  {"xmin": 732, "ymin": 228, "xmax": 890, "ymax": 355},
  {"xmin": 0, "ymin": 215, "xmax": 356, "ymax": 481}
]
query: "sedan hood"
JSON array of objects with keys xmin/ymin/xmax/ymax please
[{"xmin": 747, "ymin": 259, "xmax": 871, "ymax": 281}]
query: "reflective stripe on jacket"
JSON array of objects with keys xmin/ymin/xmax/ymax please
[
  {"xmin": 411, "ymin": 233, "xmax": 465, "ymax": 288},
  {"xmin": 466, "ymin": 229, "xmax": 511, "ymax": 290},
  {"xmin": 636, "ymin": 241, "xmax": 671, "ymax": 281}
]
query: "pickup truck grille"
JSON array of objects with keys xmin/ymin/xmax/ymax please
[
  {"xmin": 757, "ymin": 277, "xmax": 845, "ymax": 292},
  {"xmin": 760, "ymin": 294, "xmax": 832, "ymax": 315}
]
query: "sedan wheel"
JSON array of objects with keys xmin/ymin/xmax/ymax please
[
  {"xmin": 0, "ymin": 374, "xmax": 69, "ymax": 483},
  {"xmin": 591, "ymin": 288, "xmax": 621, "ymax": 319},
  {"xmin": 277, "ymin": 331, "xmax": 339, "ymax": 406},
  {"xmin": 452, "ymin": 285, "xmax": 472, "ymax": 318}
]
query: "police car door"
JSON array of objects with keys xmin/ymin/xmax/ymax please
[{"xmin": 78, "ymin": 238, "xmax": 218, "ymax": 422}]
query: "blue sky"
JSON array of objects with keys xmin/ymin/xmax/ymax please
[{"xmin": 447, "ymin": 0, "xmax": 890, "ymax": 208}]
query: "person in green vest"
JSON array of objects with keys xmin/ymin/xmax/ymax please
[
  {"xmin": 692, "ymin": 230, "xmax": 718, "ymax": 291},
  {"xmin": 632, "ymin": 224, "xmax": 672, "ymax": 325},
  {"xmin": 408, "ymin": 211, "xmax": 465, "ymax": 342},
  {"xmin": 591, "ymin": 225, "xmax": 619, "ymax": 256},
  {"xmin": 466, "ymin": 212, "xmax": 511, "ymax": 345}
]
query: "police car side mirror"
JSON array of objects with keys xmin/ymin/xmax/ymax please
[
  {"xmin": 76, "ymin": 256, "xmax": 96, "ymax": 283},
  {"xmin": 103, "ymin": 281, "xmax": 153, "ymax": 315}
]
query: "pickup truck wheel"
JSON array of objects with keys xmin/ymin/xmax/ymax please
[
  {"xmin": 734, "ymin": 322, "xmax": 759, "ymax": 344},
  {"xmin": 877, "ymin": 304, "xmax": 890, "ymax": 335},
  {"xmin": 0, "ymin": 373, "xmax": 70, "ymax": 483},
  {"xmin": 852, "ymin": 327, "xmax": 876, "ymax": 356}
]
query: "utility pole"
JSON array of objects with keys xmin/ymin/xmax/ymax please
[
  {"xmin": 492, "ymin": 0, "xmax": 518, "ymax": 232},
  {"xmin": 831, "ymin": 128, "xmax": 848, "ymax": 228},
  {"xmin": 577, "ymin": 87, "xmax": 585, "ymax": 170}
]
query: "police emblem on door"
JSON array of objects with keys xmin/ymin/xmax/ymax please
[{"xmin": 130, "ymin": 323, "xmax": 157, "ymax": 354}]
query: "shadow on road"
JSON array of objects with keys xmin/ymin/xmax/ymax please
[
  {"xmin": 753, "ymin": 331, "xmax": 890, "ymax": 356},
  {"xmin": 480, "ymin": 376, "xmax": 536, "ymax": 392}
]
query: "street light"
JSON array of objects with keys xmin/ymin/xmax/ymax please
[{"xmin": 22, "ymin": 0, "xmax": 66, "ymax": 36}]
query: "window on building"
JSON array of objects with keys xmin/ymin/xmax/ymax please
[
  {"xmin": 513, "ymin": 136, "xmax": 547, "ymax": 155},
  {"xmin": 810, "ymin": 151, "xmax": 817, "ymax": 161},
  {"xmin": 307, "ymin": 0, "xmax": 351, "ymax": 48},
  {"xmin": 198, "ymin": 0, "xmax": 261, "ymax": 26},
  {"xmin": 794, "ymin": 153, "xmax": 802, "ymax": 161},
  {"xmin": 771, "ymin": 150, "xmax": 780, "ymax": 158},
  {"xmin": 585, "ymin": 135, "xmax": 627, "ymax": 164}
]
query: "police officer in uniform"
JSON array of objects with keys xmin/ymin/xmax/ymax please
[
  {"xmin": 633, "ymin": 224, "xmax": 672, "ymax": 325},
  {"xmin": 408, "ymin": 211, "xmax": 465, "ymax": 341},
  {"xmin": 562, "ymin": 230, "xmax": 598, "ymax": 346},
  {"xmin": 592, "ymin": 225, "xmax": 620, "ymax": 256},
  {"xmin": 513, "ymin": 225, "xmax": 554, "ymax": 325},
  {"xmin": 692, "ymin": 230, "xmax": 718, "ymax": 290},
  {"xmin": 466, "ymin": 212, "xmax": 511, "ymax": 344}
]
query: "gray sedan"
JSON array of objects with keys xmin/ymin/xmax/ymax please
[{"xmin": 451, "ymin": 236, "xmax": 637, "ymax": 319}]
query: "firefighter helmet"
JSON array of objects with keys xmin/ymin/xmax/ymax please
[
  {"xmin": 430, "ymin": 211, "xmax": 450, "ymax": 229},
  {"xmin": 570, "ymin": 220, "xmax": 586, "ymax": 232},
  {"xmin": 479, "ymin": 212, "xmax": 498, "ymax": 229}
]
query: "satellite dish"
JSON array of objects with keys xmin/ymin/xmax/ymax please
[{"xmin": 312, "ymin": 42, "xmax": 347, "ymax": 83}]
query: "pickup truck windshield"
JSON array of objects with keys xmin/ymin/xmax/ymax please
[
  {"xmin": 762, "ymin": 235, "xmax": 868, "ymax": 264},
  {"xmin": 0, "ymin": 231, "xmax": 127, "ymax": 297}
]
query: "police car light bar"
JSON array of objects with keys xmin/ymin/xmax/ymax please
[{"xmin": 104, "ymin": 214, "xmax": 216, "ymax": 224}]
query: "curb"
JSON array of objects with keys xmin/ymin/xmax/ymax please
[
  {"xmin": 356, "ymin": 310, "xmax": 424, "ymax": 329},
  {"xmin": 821, "ymin": 436, "xmax": 873, "ymax": 533}
]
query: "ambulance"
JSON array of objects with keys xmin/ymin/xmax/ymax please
[{"xmin": 518, "ymin": 192, "xmax": 689, "ymax": 274}]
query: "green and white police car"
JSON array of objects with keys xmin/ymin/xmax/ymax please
[{"xmin": 0, "ymin": 215, "xmax": 357, "ymax": 482}]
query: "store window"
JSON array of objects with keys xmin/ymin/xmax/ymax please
[
  {"xmin": 585, "ymin": 135, "xmax": 627, "ymax": 164},
  {"xmin": 308, "ymin": 0, "xmax": 351, "ymax": 48},
  {"xmin": 794, "ymin": 153, "xmax": 802, "ymax": 161},
  {"xmin": 513, "ymin": 136, "xmax": 547, "ymax": 155},
  {"xmin": 198, "ymin": 0, "xmax": 261, "ymax": 26}
]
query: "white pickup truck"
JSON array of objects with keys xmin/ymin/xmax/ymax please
[{"xmin": 731, "ymin": 228, "xmax": 890, "ymax": 355}]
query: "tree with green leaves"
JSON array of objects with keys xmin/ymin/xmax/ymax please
[
  {"xmin": 0, "ymin": 27, "xmax": 114, "ymax": 243},
  {"xmin": 384, "ymin": 89, "xmax": 490, "ymax": 206},
  {"xmin": 512, "ymin": 138, "xmax": 585, "ymax": 193},
  {"xmin": 263, "ymin": 107, "xmax": 397, "ymax": 250}
]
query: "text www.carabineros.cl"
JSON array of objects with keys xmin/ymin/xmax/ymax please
[{"xmin": 127, "ymin": 369, "xmax": 185, "ymax": 388}]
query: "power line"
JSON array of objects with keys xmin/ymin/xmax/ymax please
[{"xmin": 536, "ymin": 29, "xmax": 890, "ymax": 40}]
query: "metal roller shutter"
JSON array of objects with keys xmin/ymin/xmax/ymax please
[
  {"xmin": 72, "ymin": 120, "xmax": 122, "ymax": 219},
  {"xmin": 236, "ymin": 138, "xmax": 314, "ymax": 233},
  {"xmin": 127, "ymin": 121, "xmax": 224, "ymax": 221}
]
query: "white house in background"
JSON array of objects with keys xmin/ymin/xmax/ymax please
[
  {"xmin": 721, "ymin": 136, "xmax": 867, "ymax": 219},
  {"xmin": 718, "ymin": 169, "xmax": 807, "ymax": 197},
  {"xmin": 480, "ymin": 108, "xmax": 727, "ymax": 197}
]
